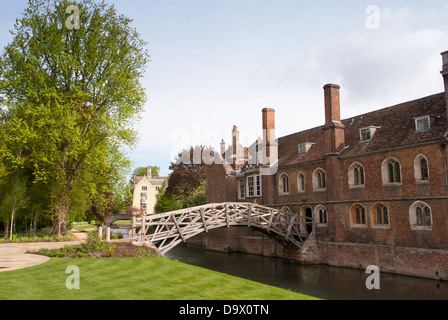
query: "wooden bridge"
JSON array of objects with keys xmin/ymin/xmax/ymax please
[{"xmin": 128, "ymin": 202, "xmax": 313, "ymax": 255}]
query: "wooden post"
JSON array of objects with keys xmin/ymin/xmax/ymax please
[
  {"xmin": 106, "ymin": 227, "xmax": 111, "ymax": 242},
  {"xmin": 247, "ymin": 204, "xmax": 252, "ymax": 227},
  {"xmin": 141, "ymin": 215, "xmax": 146, "ymax": 242},
  {"xmin": 225, "ymin": 203, "xmax": 230, "ymax": 227},
  {"xmin": 200, "ymin": 208, "xmax": 208, "ymax": 233},
  {"xmin": 98, "ymin": 226, "xmax": 103, "ymax": 240}
]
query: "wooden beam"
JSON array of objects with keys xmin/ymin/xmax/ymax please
[
  {"xmin": 200, "ymin": 208, "xmax": 208, "ymax": 233},
  {"xmin": 171, "ymin": 214, "xmax": 186, "ymax": 243},
  {"xmin": 225, "ymin": 203, "xmax": 230, "ymax": 227}
]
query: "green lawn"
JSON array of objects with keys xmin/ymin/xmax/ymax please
[{"xmin": 0, "ymin": 257, "xmax": 319, "ymax": 300}]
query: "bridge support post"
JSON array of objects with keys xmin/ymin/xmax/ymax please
[
  {"xmin": 98, "ymin": 226, "xmax": 103, "ymax": 240},
  {"xmin": 141, "ymin": 215, "xmax": 146, "ymax": 242}
]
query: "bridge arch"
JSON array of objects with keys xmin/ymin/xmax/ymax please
[
  {"xmin": 104, "ymin": 214, "xmax": 131, "ymax": 228},
  {"xmin": 129, "ymin": 202, "xmax": 312, "ymax": 255}
]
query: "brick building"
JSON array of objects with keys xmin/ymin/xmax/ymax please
[{"xmin": 205, "ymin": 50, "xmax": 448, "ymax": 280}]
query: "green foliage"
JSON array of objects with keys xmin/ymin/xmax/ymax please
[{"xmin": 0, "ymin": 0, "xmax": 149, "ymax": 234}]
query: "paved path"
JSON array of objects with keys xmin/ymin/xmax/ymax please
[{"xmin": 0, "ymin": 229, "xmax": 88, "ymax": 273}]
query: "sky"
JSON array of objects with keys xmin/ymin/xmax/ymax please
[{"xmin": 1, "ymin": 0, "xmax": 447, "ymax": 176}]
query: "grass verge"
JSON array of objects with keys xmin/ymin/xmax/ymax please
[{"xmin": 0, "ymin": 257, "xmax": 319, "ymax": 300}]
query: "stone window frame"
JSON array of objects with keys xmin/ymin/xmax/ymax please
[
  {"xmin": 313, "ymin": 167, "xmax": 326, "ymax": 191},
  {"xmin": 409, "ymin": 201, "xmax": 432, "ymax": 231},
  {"xmin": 381, "ymin": 157, "xmax": 402, "ymax": 185},
  {"xmin": 414, "ymin": 115, "xmax": 431, "ymax": 132},
  {"xmin": 350, "ymin": 203, "xmax": 367, "ymax": 228},
  {"xmin": 314, "ymin": 204, "xmax": 328, "ymax": 226},
  {"xmin": 278, "ymin": 173, "xmax": 290, "ymax": 195},
  {"xmin": 371, "ymin": 203, "xmax": 390, "ymax": 229},
  {"xmin": 348, "ymin": 162, "xmax": 365, "ymax": 189},
  {"xmin": 414, "ymin": 154, "xmax": 429, "ymax": 184},
  {"xmin": 297, "ymin": 172, "xmax": 305, "ymax": 194}
]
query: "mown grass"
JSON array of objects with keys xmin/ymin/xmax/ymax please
[{"xmin": 0, "ymin": 257, "xmax": 319, "ymax": 300}]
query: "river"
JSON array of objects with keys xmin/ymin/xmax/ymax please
[{"xmin": 164, "ymin": 243, "xmax": 448, "ymax": 300}]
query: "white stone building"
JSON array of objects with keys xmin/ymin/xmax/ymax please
[{"xmin": 132, "ymin": 167, "xmax": 169, "ymax": 215}]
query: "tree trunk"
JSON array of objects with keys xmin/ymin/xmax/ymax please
[
  {"xmin": 53, "ymin": 197, "xmax": 71, "ymax": 237},
  {"xmin": 10, "ymin": 208, "xmax": 15, "ymax": 240}
]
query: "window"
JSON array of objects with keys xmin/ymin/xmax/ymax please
[
  {"xmin": 142, "ymin": 186, "xmax": 147, "ymax": 191},
  {"xmin": 359, "ymin": 126, "xmax": 379, "ymax": 141},
  {"xmin": 382, "ymin": 158, "xmax": 401, "ymax": 184},
  {"xmin": 409, "ymin": 201, "xmax": 432, "ymax": 230},
  {"xmin": 141, "ymin": 193, "xmax": 147, "ymax": 200},
  {"xmin": 414, "ymin": 154, "xmax": 429, "ymax": 183},
  {"xmin": 247, "ymin": 176, "xmax": 254, "ymax": 197},
  {"xmin": 415, "ymin": 116, "xmax": 430, "ymax": 132},
  {"xmin": 371, "ymin": 203, "xmax": 389, "ymax": 227},
  {"xmin": 141, "ymin": 203, "xmax": 147, "ymax": 210},
  {"xmin": 350, "ymin": 204, "xmax": 366, "ymax": 227},
  {"xmin": 155, "ymin": 186, "xmax": 160, "ymax": 191},
  {"xmin": 348, "ymin": 162, "xmax": 365, "ymax": 188},
  {"xmin": 279, "ymin": 173, "xmax": 289, "ymax": 194},
  {"xmin": 298, "ymin": 143, "xmax": 313, "ymax": 155},
  {"xmin": 313, "ymin": 168, "xmax": 326, "ymax": 190},
  {"xmin": 247, "ymin": 174, "xmax": 261, "ymax": 197},
  {"xmin": 238, "ymin": 180, "xmax": 245, "ymax": 199},
  {"xmin": 297, "ymin": 172, "xmax": 305, "ymax": 193},
  {"xmin": 315, "ymin": 205, "xmax": 328, "ymax": 225}
]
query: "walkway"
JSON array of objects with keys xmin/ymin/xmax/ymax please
[{"xmin": 0, "ymin": 229, "xmax": 87, "ymax": 273}]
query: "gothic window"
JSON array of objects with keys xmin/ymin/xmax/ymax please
[
  {"xmin": 313, "ymin": 168, "xmax": 326, "ymax": 190},
  {"xmin": 382, "ymin": 158, "xmax": 401, "ymax": 184},
  {"xmin": 279, "ymin": 173, "xmax": 289, "ymax": 194},
  {"xmin": 371, "ymin": 203, "xmax": 389, "ymax": 227},
  {"xmin": 315, "ymin": 205, "xmax": 328, "ymax": 225},
  {"xmin": 297, "ymin": 172, "xmax": 305, "ymax": 193},
  {"xmin": 414, "ymin": 154, "xmax": 429, "ymax": 183},
  {"xmin": 349, "ymin": 162, "xmax": 365, "ymax": 188},
  {"xmin": 409, "ymin": 201, "xmax": 432, "ymax": 230},
  {"xmin": 350, "ymin": 204, "xmax": 367, "ymax": 227}
]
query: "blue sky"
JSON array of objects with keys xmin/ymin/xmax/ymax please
[{"xmin": 1, "ymin": 1, "xmax": 448, "ymax": 176}]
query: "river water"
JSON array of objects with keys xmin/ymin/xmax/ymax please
[{"xmin": 164, "ymin": 243, "xmax": 448, "ymax": 300}]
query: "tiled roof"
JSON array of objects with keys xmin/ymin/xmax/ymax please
[{"xmin": 278, "ymin": 92, "xmax": 447, "ymax": 167}]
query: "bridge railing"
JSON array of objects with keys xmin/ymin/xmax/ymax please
[{"xmin": 129, "ymin": 202, "xmax": 313, "ymax": 254}]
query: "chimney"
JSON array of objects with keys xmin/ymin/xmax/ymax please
[
  {"xmin": 147, "ymin": 166, "xmax": 152, "ymax": 178},
  {"xmin": 232, "ymin": 125, "xmax": 239, "ymax": 167},
  {"xmin": 261, "ymin": 108, "xmax": 277, "ymax": 165},
  {"xmin": 440, "ymin": 50, "xmax": 448, "ymax": 119},
  {"xmin": 324, "ymin": 84, "xmax": 341, "ymax": 126},
  {"xmin": 323, "ymin": 84, "xmax": 345, "ymax": 154},
  {"xmin": 220, "ymin": 139, "xmax": 226, "ymax": 156}
]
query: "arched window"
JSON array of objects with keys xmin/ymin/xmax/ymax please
[
  {"xmin": 348, "ymin": 162, "xmax": 365, "ymax": 188},
  {"xmin": 382, "ymin": 158, "xmax": 402, "ymax": 184},
  {"xmin": 409, "ymin": 201, "xmax": 432, "ymax": 230},
  {"xmin": 297, "ymin": 172, "xmax": 305, "ymax": 193},
  {"xmin": 313, "ymin": 168, "xmax": 326, "ymax": 190},
  {"xmin": 279, "ymin": 173, "xmax": 289, "ymax": 194},
  {"xmin": 414, "ymin": 154, "xmax": 429, "ymax": 182},
  {"xmin": 314, "ymin": 205, "xmax": 328, "ymax": 225},
  {"xmin": 350, "ymin": 204, "xmax": 366, "ymax": 227},
  {"xmin": 371, "ymin": 203, "xmax": 389, "ymax": 227}
]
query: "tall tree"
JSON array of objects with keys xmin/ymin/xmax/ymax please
[
  {"xmin": 0, "ymin": 176, "xmax": 28, "ymax": 239},
  {"xmin": 0, "ymin": 0, "xmax": 149, "ymax": 235}
]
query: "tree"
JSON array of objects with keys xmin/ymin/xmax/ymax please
[
  {"xmin": 166, "ymin": 146, "xmax": 213, "ymax": 203},
  {"xmin": 0, "ymin": 176, "xmax": 28, "ymax": 239},
  {"xmin": 0, "ymin": 0, "xmax": 149, "ymax": 235}
]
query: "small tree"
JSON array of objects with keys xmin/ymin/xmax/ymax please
[{"xmin": 0, "ymin": 177, "xmax": 28, "ymax": 239}]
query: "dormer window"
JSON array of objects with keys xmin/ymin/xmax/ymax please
[
  {"xmin": 415, "ymin": 116, "xmax": 430, "ymax": 132},
  {"xmin": 359, "ymin": 126, "xmax": 379, "ymax": 141},
  {"xmin": 298, "ymin": 142, "xmax": 313, "ymax": 155}
]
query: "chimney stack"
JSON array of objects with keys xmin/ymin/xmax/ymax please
[
  {"xmin": 261, "ymin": 108, "xmax": 277, "ymax": 165},
  {"xmin": 232, "ymin": 125, "xmax": 240, "ymax": 168},
  {"xmin": 220, "ymin": 139, "xmax": 226, "ymax": 156},
  {"xmin": 324, "ymin": 84, "xmax": 341, "ymax": 126},
  {"xmin": 147, "ymin": 166, "xmax": 152, "ymax": 178},
  {"xmin": 440, "ymin": 50, "xmax": 448, "ymax": 119},
  {"xmin": 323, "ymin": 84, "xmax": 345, "ymax": 154}
]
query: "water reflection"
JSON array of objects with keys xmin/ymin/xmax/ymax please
[{"xmin": 165, "ymin": 244, "xmax": 448, "ymax": 300}]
